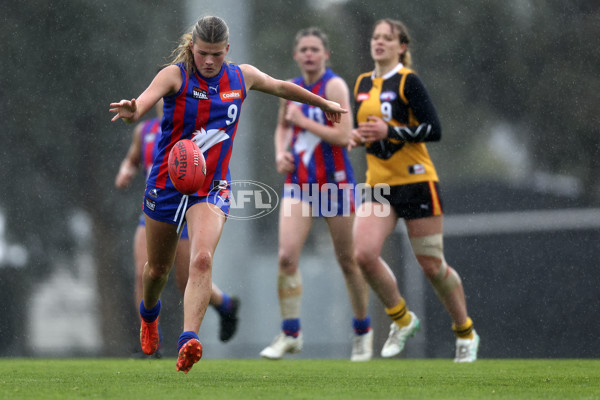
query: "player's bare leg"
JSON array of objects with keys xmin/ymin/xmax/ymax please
[
  {"xmin": 326, "ymin": 214, "xmax": 372, "ymax": 361},
  {"xmin": 260, "ymin": 198, "xmax": 312, "ymax": 359},
  {"xmin": 406, "ymin": 216, "xmax": 479, "ymax": 362},
  {"xmin": 354, "ymin": 203, "xmax": 420, "ymax": 357},
  {"xmin": 140, "ymin": 217, "xmax": 180, "ymax": 355},
  {"xmin": 176, "ymin": 202, "xmax": 225, "ymax": 373}
]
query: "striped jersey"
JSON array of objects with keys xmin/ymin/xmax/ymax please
[
  {"xmin": 139, "ymin": 118, "xmax": 160, "ymax": 179},
  {"xmin": 286, "ymin": 68, "xmax": 355, "ymax": 188},
  {"xmin": 147, "ymin": 63, "xmax": 246, "ymax": 196}
]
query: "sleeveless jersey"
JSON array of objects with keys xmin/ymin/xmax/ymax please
[
  {"xmin": 353, "ymin": 64, "xmax": 438, "ymax": 186},
  {"xmin": 139, "ymin": 118, "xmax": 160, "ymax": 179},
  {"xmin": 147, "ymin": 63, "xmax": 246, "ymax": 196},
  {"xmin": 286, "ymin": 68, "xmax": 355, "ymax": 188}
]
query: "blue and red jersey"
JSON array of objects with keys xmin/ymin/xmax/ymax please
[
  {"xmin": 286, "ymin": 68, "xmax": 355, "ymax": 189},
  {"xmin": 139, "ymin": 118, "xmax": 160, "ymax": 178},
  {"xmin": 146, "ymin": 62, "xmax": 246, "ymax": 196}
]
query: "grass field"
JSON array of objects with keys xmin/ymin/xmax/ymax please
[{"xmin": 0, "ymin": 358, "xmax": 598, "ymax": 399}]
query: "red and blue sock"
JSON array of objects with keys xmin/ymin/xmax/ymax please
[
  {"xmin": 139, "ymin": 299, "xmax": 161, "ymax": 323},
  {"xmin": 282, "ymin": 319, "xmax": 300, "ymax": 337},
  {"xmin": 177, "ymin": 331, "xmax": 199, "ymax": 352},
  {"xmin": 353, "ymin": 316, "xmax": 371, "ymax": 336},
  {"xmin": 215, "ymin": 293, "xmax": 233, "ymax": 317}
]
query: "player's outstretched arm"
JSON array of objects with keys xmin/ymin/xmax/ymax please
[
  {"xmin": 110, "ymin": 65, "xmax": 182, "ymax": 124},
  {"xmin": 240, "ymin": 64, "xmax": 347, "ymax": 123}
]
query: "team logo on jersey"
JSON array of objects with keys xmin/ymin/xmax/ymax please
[
  {"xmin": 149, "ymin": 188, "xmax": 159, "ymax": 198},
  {"xmin": 192, "ymin": 87, "xmax": 209, "ymax": 100},
  {"xmin": 380, "ymin": 91, "xmax": 397, "ymax": 101},
  {"xmin": 191, "ymin": 127, "xmax": 230, "ymax": 152},
  {"xmin": 408, "ymin": 164, "xmax": 426, "ymax": 175},
  {"xmin": 145, "ymin": 198, "xmax": 156, "ymax": 211},
  {"xmin": 212, "ymin": 179, "xmax": 229, "ymax": 192},
  {"xmin": 220, "ymin": 90, "xmax": 242, "ymax": 102},
  {"xmin": 294, "ymin": 130, "xmax": 320, "ymax": 167},
  {"xmin": 356, "ymin": 93, "xmax": 370, "ymax": 102}
]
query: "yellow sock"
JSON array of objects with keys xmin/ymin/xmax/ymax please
[
  {"xmin": 385, "ymin": 298, "xmax": 412, "ymax": 327},
  {"xmin": 452, "ymin": 317, "xmax": 474, "ymax": 339}
]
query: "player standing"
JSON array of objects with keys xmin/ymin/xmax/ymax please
[
  {"xmin": 260, "ymin": 27, "xmax": 372, "ymax": 362},
  {"xmin": 350, "ymin": 19, "xmax": 480, "ymax": 362}
]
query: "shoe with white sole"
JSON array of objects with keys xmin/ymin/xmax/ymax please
[
  {"xmin": 454, "ymin": 330, "xmax": 480, "ymax": 363},
  {"xmin": 381, "ymin": 311, "xmax": 420, "ymax": 358},
  {"xmin": 260, "ymin": 332, "xmax": 303, "ymax": 360},
  {"xmin": 351, "ymin": 330, "xmax": 373, "ymax": 362}
]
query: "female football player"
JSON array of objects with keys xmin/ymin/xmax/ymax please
[
  {"xmin": 110, "ymin": 15, "xmax": 346, "ymax": 373},
  {"xmin": 350, "ymin": 19, "xmax": 480, "ymax": 362},
  {"xmin": 260, "ymin": 27, "xmax": 371, "ymax": 362},
  {"xmin": 114, "ymin": 99, "xmax": 240, "ymax": 354}
]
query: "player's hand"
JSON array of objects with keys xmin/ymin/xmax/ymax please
[
  {"xmin": 284, "ymin": 103, "xmax": 304, "ymax": 126},
  {"xmin": 115, "ymin": 163, "xmax": 136, "ymax": 189},
  {"xmin": 275, "ymin": 151, "xmax": 295, "ymax": 174},
  {"xmin": 347, "ymin": 129, "xmax": 365, "ymax": 151},
  {"xmin": 110, "ymin": 98, "xmax": 137, "ymax": 123},
  {"xmin": 356, "ymin": 115, "xmax": 387, "ymax": 142},
  {"xmin": 320, "ymin": 100, "xmax": 347, "ymax": 124}
]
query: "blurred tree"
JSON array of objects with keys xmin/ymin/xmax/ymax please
[
  {"xmin": 341, "ymin": 0, "xmax": 600, "ymax": 203},
  {"xmin": 0, "ymin": 0, "xmax": 598, "ymax": 357},
  {"xmin": 1, "ymin": 0, "xmax": 184, "ymax": 355}
]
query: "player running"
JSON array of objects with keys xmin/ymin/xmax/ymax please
[{"xmin": 350, "ymin": 19, "xmax": 480, "ymax": 362}]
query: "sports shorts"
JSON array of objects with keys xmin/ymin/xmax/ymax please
[
  {"xmin": 138, "ymin": 214, "xmax": 189, "ymax": 239},
  {"xmin": 283, "ymin": 182, "xmax": 355, "ymax": 217},
  {"xmin": 361, "ymin": 181, "xmax": 443, "ymax": 220},
  {"xmin": 142, "ymin": 185, "xmax": 231, "ymax": 229}
]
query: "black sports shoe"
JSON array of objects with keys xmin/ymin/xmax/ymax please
[{"xmin": 219, "ymin": 297, "xmax": 240, "ymax": 342}]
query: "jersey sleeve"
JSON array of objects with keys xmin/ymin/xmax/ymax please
[{"xmin": 388, "ymin": 73, "xmax": 442, "ymax": 143}]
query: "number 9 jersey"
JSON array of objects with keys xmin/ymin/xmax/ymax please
[
  {"xmin": 147, "ymin": 62, "xmax": 246, "ymax": 197},
  {"xmin": 353, "ymin": 63, "xmax": 440, "ymax": 187}
]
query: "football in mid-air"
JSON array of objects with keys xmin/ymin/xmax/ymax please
[{"xmin": 168, "ymin": 139, "xmax": 206, "ymax": 195}]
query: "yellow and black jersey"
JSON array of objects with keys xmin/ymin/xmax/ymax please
[{"xmin": 353, "ymin": 63, "xmax": 441, "ymax": 186}]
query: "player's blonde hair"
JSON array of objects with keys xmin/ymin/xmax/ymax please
[
  {"xmin": 167, "ymin": 16, "xmax": 230, "ymax": 74},
  {"xmin": 373, "ymin": 19, "xmax": 412, "ymax": 68}
]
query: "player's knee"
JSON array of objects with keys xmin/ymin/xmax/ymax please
[
  {"xmin": 354, "ymin": 245, "xmax": 377, "ymax": 269},
  {"xmin": 428, "ymin": 263, "xmax": 461, "ymax": 297},
  {"xmin": 410, "ymin": 233, "xmax": 460, "ymax": 296},
  {"xmin": 190, "ymin": 250, "xmax": 212, "ymax": 274},
  {"xmin": 335, "ymin": 251, "xmax": 356, "ymax": 275},
  {"xmin": 410, "ymin": 233, "xmax": 444, "ymax": 277},
  {"xmin": 416, "ymin": 255, "xmax": 444, "ymax": 279},
  {"xmin": 278, "ymin": 250, "xmax": 299, "ymax": 273},
  {"xmin": 146, "ymin": 262, "xmax": 171, "ymax": 280}
]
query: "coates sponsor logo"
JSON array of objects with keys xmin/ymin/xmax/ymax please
[
  {"xmin": 220, "ymin": 90, "xmax": 242, "ymax": 102},
  {"xmin": 356, "ymin": 92, "xmax": 370, "ymax": 102},
  {"xmin": 380, "ymin": 91, "xmax": 397, "ymax": 101},
  {"xmin": 208, "ymin": 180, "xmax": 279, "ymax": 220}
]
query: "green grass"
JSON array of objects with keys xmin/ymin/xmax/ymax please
[{"xmin": 0, "ymin": 359, "xmax": 598, "ymax": 399}]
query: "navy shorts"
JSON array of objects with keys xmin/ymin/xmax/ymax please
[
  {"xmin": 138, "ymin": 214, "xmax": 189, "ymax": 239},
  {"xmin": 143, "ymin": 185, "xmax": 231, "ymax": 229},
  {"xmin": 283, "ymin": 183, "xmax": 355, "ymax": 217}
]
